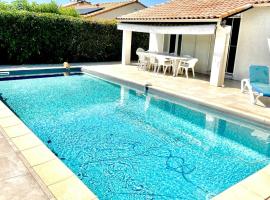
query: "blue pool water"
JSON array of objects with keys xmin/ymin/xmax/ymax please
[{"xmin": 0, "ymin": 74, "xmax": 269, "ymax": 199}]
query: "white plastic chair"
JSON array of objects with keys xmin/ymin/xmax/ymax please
[
  {"xmin": 136, "ymin": 48, "xmax": 145, "ymax": 54},
  {"xmin": 137, "ymin": 53, "xmax": 149, "ymax": 71},
  {"xmin": 156, "ymin": 56, "xmax": 173, "ymax": 75},
  {"xmin": 171, "ymin": 59, "xmax": 181, "ymax": 77},
  {"xmin": 148, "ymin": 56, "xmax": 158, "ymax": 72},
  {"xmin": 177, "ymin": 58, "xmax": 198, "ymax": 78}
]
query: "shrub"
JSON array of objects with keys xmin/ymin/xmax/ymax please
[{"xmin": 0, "ymin": 11, "xmax": 148, "ymax": 64}]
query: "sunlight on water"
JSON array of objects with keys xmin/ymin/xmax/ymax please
[{"xmin": 0, "ymin": 75, "xmax": 269, "ymax": 200}]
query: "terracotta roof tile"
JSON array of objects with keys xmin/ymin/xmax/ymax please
[{"xmin": 118, "ymin": 0, "xmax": 270, "ymax": 21}]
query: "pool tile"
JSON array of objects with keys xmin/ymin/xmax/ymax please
[
  {"xmin": 33, "ymin": 159, "xmax": 73, "ymax": 186},
  {"xmin": 21, "ymin": 145, "xmax": 56, "ymax": 167},
  {"xmin": 0, "ymin": 116, "xmax": 21, "ymax": 128},
  {"xmin": 48, "ymin": 176, "xmax": 96, "ymax": 200},
  {"xmin": 3, "ymin": 124, "xmax": 32, "ymax": 138},
  {"xmin": 0, "ymin": 174, "xmax": 49, "ymax": 200},
  {"xmin": 0, "ymin": 152, "xmax": 28, "ymax": 181},
  {"xmin": 12, "ymin": 133, "xmax": 42, "ymax": 151}
]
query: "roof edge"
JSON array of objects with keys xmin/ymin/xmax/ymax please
[
  {"xmin": 83, "ymin": 0, "xmax": 146, "ymax": 18},
  {"xmin": 117, "ymin": 18, "xmax": 221, "ymax": 23}
]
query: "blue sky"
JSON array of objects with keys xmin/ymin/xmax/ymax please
[{"xmin": 3, "ymin": 0, "xmax": 167, "ymax": 6}]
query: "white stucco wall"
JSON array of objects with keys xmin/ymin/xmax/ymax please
[
  {"xmin": 181, "ymin": 35, "xmax": 215, "ymax": 74},
  {"xmin": 90, "ymin": 3, "xmax": 145, "ymax": 20},
  {"xmin": 233, "ymin": 7, "xmax": 270, "ymax": 80}
]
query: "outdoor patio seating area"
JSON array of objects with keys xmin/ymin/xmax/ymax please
[{"xmin": 136, "ymin": 48, "xmax": 198, "ymax": 78}]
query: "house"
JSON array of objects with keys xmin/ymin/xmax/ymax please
[
  {"xmin": 62, "ymin": 0, "xmax": 146, "ymax": 21},
  {"xmin": 117, "ymin": 0, "xmax": 270, "ymax": 87}
]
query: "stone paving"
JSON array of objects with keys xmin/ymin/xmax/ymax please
[{"xmin": 0, "ymin": 130, "xmax": 51, "ymax": 200}]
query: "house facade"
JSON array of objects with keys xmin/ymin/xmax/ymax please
[
  {"xmin": 62, "ymin": 0, "xmax": 146, "ymax": 21},
  {"xmin": 117, "ymin": 0, "xmax": 270, "ymax": 87}
]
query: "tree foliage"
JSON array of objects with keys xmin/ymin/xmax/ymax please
[{"xmin": 0, "ymin": 0, "xmax": 80, "ymax": 17}]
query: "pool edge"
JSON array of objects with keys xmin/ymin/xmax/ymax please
[
  {"xmin": 82, "ymin": 67, "xmax": 270, "ymax": 127},
  {"xmin": 82, "ymin": 67, "xmax": 270, "ymax": 199},
  {"xmin": 0, "ymin": 101, "xmax": 98, "ymax": 200}
]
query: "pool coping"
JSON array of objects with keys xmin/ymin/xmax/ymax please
[
  {"xmin": 0, "ymin": 69, "xmax": 269, "ymax": 199},
  {"xmin": 0, "ymin": 101, "xmax": 98, "ymax": 200},
  {"xmin": 81, "ymin": 68, "xmax": 270, "ymax": 199},
  {"xmin": 82, "ymin": 67, "xmax": 270, "ymax": 127}
]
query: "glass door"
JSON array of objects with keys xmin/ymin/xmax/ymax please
[{"xmin": 225, "ymin": 17, "xmax": 241, "ymax": 74}]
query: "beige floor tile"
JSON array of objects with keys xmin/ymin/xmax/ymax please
[
  {"xmin": 0, "ymin": 138, "xmax": 13, "ymax": 156},
  {"xmin": 241, "ymin": 171, "xmax": 270, "ymax": 198},
  {"xmin": 48, "ymin": 176, "xmax": 96, "ymax": 200},
  {"xmin": 12, "ymin": 133, "xmax": 42, "ymax": 151},
  {"xmin": 33, "ymin": 159, "xmax": 73, "ymax": 186},
  {"xmin": 0, "ymin": 102, "xmax": 7, "ymax": 110},
  {"xmin": 0, "ymin": 152, "xmax": 28, "ymax": 181},
  {"xmin": 260, "ymin": 164, "xmax": 270, "ymax": 176},
  {"xmin": 3, "ymin": 124, "xmax": 31, "ymax": 138},
  {"xmin": 0, "ymin": 116, "xmax": 21, "ymax": 128},
  {"xmin": 21, "ymin": 145, "xmax": 55, "ymax": 167},
  {"xmin": 0, "ymin": 109, "xmax": 13, "ymax": 119},
  {"xmin": 213, "ymin": 184, "xmax": 263, "ymax": 200},
  {"xmin": 0, "ymin": 174, "xmax": 49, "ymax": 200}
]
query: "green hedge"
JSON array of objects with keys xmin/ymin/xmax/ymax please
[
  {"xmin": 0, "ymin": 0, "xmax": 80, "ymax": 17},
  {"xmin": 0, "ymin": 11, "xmax": 149, "ymax": 64}
]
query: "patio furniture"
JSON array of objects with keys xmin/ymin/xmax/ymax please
[
  {"xmin": 156, "ymin": 56, "xmax": 173, "ymax": 74},
  {"xmin": 136, "ymin": 49, "xmax": 149, "ymax": 71},
  {"xmin": 149, "ymin": 56, "xmax": 158, "ymax": 72},
  {"xmin": 137, "ymin": 53, "xmax": 149, "ymax": 71},
  {"xmin": 171, "ymin": 59, "xmax": 181, "ymax": 77},
  {"xmin": 176, "ymin": 58, "xmax": 198, "ymax": 78},
  {"xmin": 241, "ymin": 65, "xmax": 270, "ymax": 104},
  {"xmin": 136, "ymin": 48, "xmax": 145, "ymax": 54}
]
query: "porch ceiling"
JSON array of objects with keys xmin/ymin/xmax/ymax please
[{"xmin": 117, "ymin": 23, "xmax": 216, "ymax": 35}]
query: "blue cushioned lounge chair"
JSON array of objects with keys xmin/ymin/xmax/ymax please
[{"xmin": 241, "ymin": 65, "xmax": 270, "ymax": 104}]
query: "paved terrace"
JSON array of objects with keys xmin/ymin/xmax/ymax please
[{"xmin": 82, "ymin": 63, "xmax": 270, "ymax": 125}]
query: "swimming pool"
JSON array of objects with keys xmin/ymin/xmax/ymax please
[{"xmin": 0, "ymin": 74, "xmax": 269, "ymax": 199}]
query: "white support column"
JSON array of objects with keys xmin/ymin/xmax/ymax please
[
  {"xmin": 121, "ymin": 30, "xmax": 132, "ymax": 65},
  {"xmin": 149, "ymin": 33, "xmax": 164, "ymax": 53},
  {"xmin": 210, "ymin": 26, "xmax": 232, "ymax": 87}
]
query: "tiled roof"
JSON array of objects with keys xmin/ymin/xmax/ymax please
[
  {"xmin": 118, "ymin": 0, "xmax": 270, "ymax": 22},
  {"xmin": 62, "ymin": 1, "xmax": 92, "ymax": 8},
  {"xmin": 62, "ymin": 0, "xmax": 146, "ymax": 18}
]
